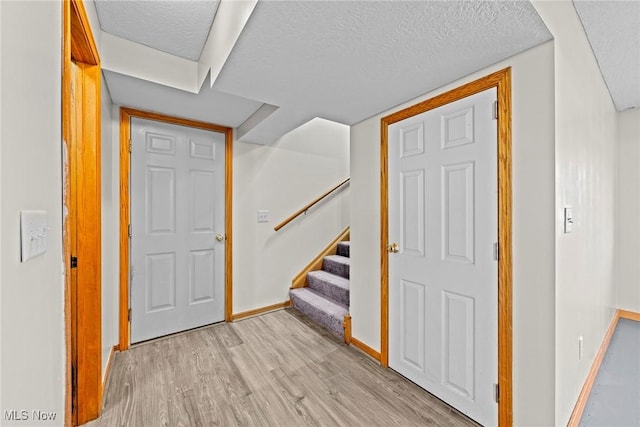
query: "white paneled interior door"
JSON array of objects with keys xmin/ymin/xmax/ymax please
[
  {"xmin": 130, "ymin": 118, "xmax": 226, "ymax": 343},
  {"xmin": 388, "ymin": 88, "xmax": 498, "ymax": 426}
]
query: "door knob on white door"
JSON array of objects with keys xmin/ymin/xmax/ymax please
[
  {"xmin": 216, "ymin": 234, "xmax": 226, "ymax": 242},
  {"xmin": 387, "ymin": 243, "xmax": 400, "ymax": 253}
]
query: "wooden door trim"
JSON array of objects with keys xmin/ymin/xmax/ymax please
[
  {"xmin": 380, "ymin": 68, "xmax": 512, "ymax": 426},
  {"xmin": 119, "ymin": 108, "xmax": 233, "ymax": 350},
  {"xmin": 63, "ymin": 0, "xmax": 102, "ymax": 425}
]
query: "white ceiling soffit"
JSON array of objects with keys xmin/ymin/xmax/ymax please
[
  {"xmin": 98, "ymin": 1, "xmax": 257, "ymax": 94},
  {"xmin": 214, "ymin": 0, "xmax": 552, "ymax": 143},
  {"xmin": 103, "ymin": 69, "xmax": 263, "ymax": 128},
  {"xmin": 101, "ymin": 31, "xmax": 201, "ymax": 93},
  {"xmin": 95, "ymin": 0, "xmax": 220, "ymax": 61},
  {"xmin": 573, "ymin": 0, "xmax": 640, "ymax": 111}
]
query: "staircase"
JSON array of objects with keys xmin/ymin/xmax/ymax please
[{"xmin": 290, "ymin": 241, "xmax": 350, "ymax": 339}]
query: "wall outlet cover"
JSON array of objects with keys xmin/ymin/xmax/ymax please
[
  {"xmin": 20, "ymin": 210, "xmax": 48, "ymax": 262},
  {"xmin": 257, "ymin": 210, "xmax": 270, "ymax": 223}
]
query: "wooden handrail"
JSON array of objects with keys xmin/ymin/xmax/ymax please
[{"xmin": 274, "ymin": 177, "xmax": 350, "ymax": 231}]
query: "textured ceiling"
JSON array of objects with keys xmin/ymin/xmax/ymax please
[
  {"xmin": 104, "ymin": 70, "xmax": 262, "ymax": 128},
  {"xmin": 97, "ymin": 1, "xmax": 639, "ymax": 143},
  {"xmin": 574, "ymin": 0, "xmax": 640, "ymax": 111},
  {"xmin": 214, "ymin": 0, "xmax": 552, "ymax": 132},
  {"xmin": 95, "ymin": 0, "xmax": 220, "ymax": 61}
]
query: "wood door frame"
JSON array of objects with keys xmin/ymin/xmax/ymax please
[
  {"xmin": 62, "ymin": 0, "xmax": 102, "ymax": 425},
  {"xmin": 119, "ymin": 108, "xmax": 234, "ymax": 350},
  {"xmin": 380, "ymin": 68, "xmax": 512, "ymax": 426}
]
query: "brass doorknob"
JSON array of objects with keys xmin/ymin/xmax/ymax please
[
  {"xmin": 216, "ymin": 234, "xmax": 226, "ymax": 242},
  {"xmin": 387, "ymin": 243, "xmax": 399, "ymax": 253}
]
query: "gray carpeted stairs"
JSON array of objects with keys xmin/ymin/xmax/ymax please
[{"xmin": 290, "ymin": 241, "xmax": 350, "ymax": 338}]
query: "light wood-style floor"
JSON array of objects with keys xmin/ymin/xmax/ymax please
[{"xmin": 84, "ymin": 309, "xmax": 477, "ymax": 427}]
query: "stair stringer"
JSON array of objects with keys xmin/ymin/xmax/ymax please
[{"xmin": 291, "ymin": 227, "xmax": 350, "ymax": 289}]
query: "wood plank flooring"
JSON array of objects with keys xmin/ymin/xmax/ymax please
[{"xmin": 84, "ymin": 309, "xmax": 477, "ymax": 427}]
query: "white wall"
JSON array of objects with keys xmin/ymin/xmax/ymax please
[
  {"xmin": 616, "ymin": 108, "xmax": 640, "ymax": 313},
  {"xmin": 233, "ymin": 118, "xmax": 350, "ymax": 314},
  {"xmin": 350, "ymin": 41, "xmax": 557, "ymax": 426},
  {"xmin": 0, "ymin": 1, "xmax": 65, "ymax": 425},
  {"xmin": 0, "ymin": 0, "xmax": 4, "ymax": 413},
  {"xmin": 532, "ymin": 2, "xmax": 619, "ymax": 425},
  {"xmin": 101, "ymin": 115, "xmax": 349, "ymax": 347},
  {"xmin": 100, "ymin": 81, "xmax": 119, "ymax": 379}
]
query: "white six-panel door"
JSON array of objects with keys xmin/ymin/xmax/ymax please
[
  {"xmin": 388, "ymin": 88, "xmax": 498, "ymax": 426},
  {"xmin": 130, "ymin": 118, "xmax": 226, "ymax": 343}
]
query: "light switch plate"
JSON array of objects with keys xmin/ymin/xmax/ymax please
[
  {"xmin": 257, "ymin": 210, "xmax": 270, "ymax": 223},
  {"xmin": 20, "ymin": 210, "xmax": 48, "ymax": 262},
  {"xmin": 564, "ymin": 207, "xmax": 573, "ymax": 233}
]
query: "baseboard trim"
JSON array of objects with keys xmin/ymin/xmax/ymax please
[
  {"xmin": 232, "ymin": 300, "xmax": 292, "ymax": 321},
  {"xmin": 567, "ymin": 309, "xmax": 640, "ymax": 426},
  {"xmin": 619, "ymin": 309, "xmax": 640, "ymax": 322},
  {"xmin": 350, "ymin": 337, "xmax": 381, "ymax": 362}
]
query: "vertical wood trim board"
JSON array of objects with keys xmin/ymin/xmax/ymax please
[
  {"xmin": 496, "ymin": 69, "xmax": 513, "ymax": 427},
  {"xmin": 63, "ymin": 0, "xmax": 102, "ymax": 424},
  {"xmin": 344, "ymin": 314, "xmax": 352, "ymax": 345},
  {"xmin": 118, "ymin": 108, "xmax": 131, "ymax": 351},
  {"xmin": 62, "ymin": 4, "xmax": 72, "ymax": 425},
  {"xmin": 225, "ymin": 129, "xmax": 234, "ymax": 322},
  {"xmin": 118, "ymin": 108, "xmax": 234, "ymax": 350},
  {"xmin": 379, "ymin": 68, "xmax": 513, "ymax": 427},
  {"xmin": 379, "ymin": 113, "xmax": 389, "ymax": 368},
  {"xmin": 76, "ymin": 60, "xmax": 103, "ymax": 425}
]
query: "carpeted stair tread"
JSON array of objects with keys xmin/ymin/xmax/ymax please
[
  {"xmin": 290, "ymin": 239, "xmax": 351, "ymax": 338},
  {"xmin": 337, "ymin": 241, "xmax": 350, "ymax": 258},
  {"xmin": 323, "ymin": 255, "xmax": 350, "ymax": 279},
  {"xmin": 307, "ymin": 270, "xmax": 349, "ymax": 306},
  {"xmin": 290, "ymin": 288, "xmax": 348, "ymax": 337}
]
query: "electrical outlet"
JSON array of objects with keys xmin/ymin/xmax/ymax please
[
  {"xmin": 257, "ymin": 210, "xmax": 269, "ymax": 223},
  {"xmin": 578, "ymin": 336, "xmax": 583, "ymax": 360}
]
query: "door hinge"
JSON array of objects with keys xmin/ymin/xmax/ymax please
[
  {"xmin": 493, "ymin": 242, "xmax": 499, "ymax": 261},
  {"xmin": 129, "ymin": 140, "xmax": 132, "ymax": 153},
  {"xmin": 128, "ymin": 224, "xmax": 132, "ymax": 238},
  {"xmin": 128, "ymin": 308, "xmax": 131, "ymax": 321},
  {"xmin": 493, "ymin": 100, "xmax": 498, "ymax": 120},
  {"xmin": 494, "ymin": 383, "xmax": 500, "ymax": 403},
  {"xmin": 70, "ymin": 256, "xmax": 78, "ymax": 269}
]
